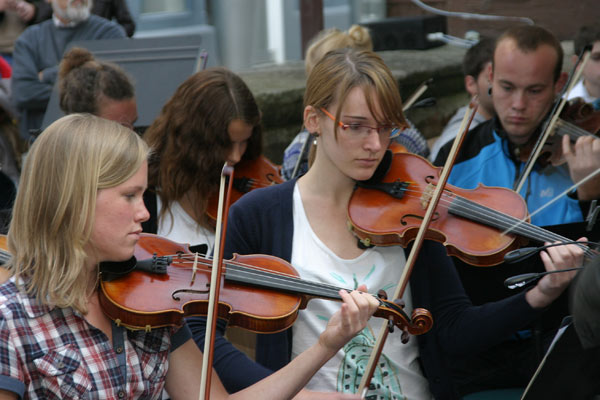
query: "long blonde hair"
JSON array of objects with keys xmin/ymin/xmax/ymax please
[{"xmin": 6, "ymin": 114, "xmax": 149, "ymax": 313}]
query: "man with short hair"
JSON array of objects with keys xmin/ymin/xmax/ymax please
[
  {"xmin": 434, "ymin": 25, "xmax": 600, "ymax": 396},
  {"xmin": 429, "ymin": 36, "xmax": 495, "ymax": 161},
  {"xmin": 11, "ymin": 0, "xmax": 125, "ymax": 140},
  {"xmin": 436, "ymin": 25, "xmax": 600, "ymax": 225}
]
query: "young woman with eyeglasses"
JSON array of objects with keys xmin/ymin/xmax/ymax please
[{"xmin": 216, "ymin": 48, "xmax": 585, "ymax": 399}]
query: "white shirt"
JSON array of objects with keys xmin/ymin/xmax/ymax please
[
  {"xmin": 290, "ymin": 185, "xmax": 433, "ymax": 400},
  {"xmin": 155, "ymin": 196, "xmax": 215, "ymax": 253},
  {"xmin": 566, "ymin": 79, "xmax": 597, "ymax": 103}
]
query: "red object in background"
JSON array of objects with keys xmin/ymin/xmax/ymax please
[{"xmin": 0, "ymin": 57, "xmax": 11, "ymax": 79}]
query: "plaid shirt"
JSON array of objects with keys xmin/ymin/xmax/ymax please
[{"xmin": 0, "ymin": 279, "xmax": 180, "ymax": 399}]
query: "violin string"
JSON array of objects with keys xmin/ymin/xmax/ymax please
[
  {"xmin": 151, "ymin": 253, "xmax": 354, "ymax": 297},
  {"xmin": 403, "ymin": 186, "xmax": 584, "ymax": 244},
  {"xmin": 132, "ymin": 251, "xmax": 410, "ymax": 324},
  {"xmin": 448, "ymin": 193, "xmax": 595, "ymax": 257},
  {"xmin": 171, "ymin": 259, "xmax": 408, "ymax": 314},
  {"xmin": 384, "ymin": 185, "xmax": 593, "ymax": 256},
  {"xmin": 396, "ymin": 186, "xmax": 553, "ymax": 241},
  {"xmin": 555, "ymin": 119, "xmax": 595, "ymax": 140}
]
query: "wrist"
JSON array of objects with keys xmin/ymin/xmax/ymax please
[
  {"xmin": 316, "ymin": 334, "xmax": 341, "ymax": 360},
  {"xmin": 525, "ymin": 285, "xmax": 556, "ymax": 309},
  {"xmin": 575, "ymin": 179, "xmax": 600, "ymax": 201}
]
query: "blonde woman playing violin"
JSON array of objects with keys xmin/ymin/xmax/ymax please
[{"xmin": 0, "ymin": 113, "xmax": 379, "ymax": 400}]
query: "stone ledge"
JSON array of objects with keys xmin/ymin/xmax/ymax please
[
  {"xmin": 239, "ymin": 44, "xmax": 466, "ymax": 163},
  {"xmin": 238, "ymin": 41, "xmax": 574, "ymax": 163}
]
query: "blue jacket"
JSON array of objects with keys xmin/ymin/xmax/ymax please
[
  {"xmin": 433, "ymin": 118, "xmax": 588, "ymax": 227},
  {"xmin": 188, "ymin": 179, "xmax": 543, "ymax": 400}
]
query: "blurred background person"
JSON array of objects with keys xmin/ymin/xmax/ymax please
[
  {"xmin": 566, "ymin": 24, "xmax": 600, "ymax": 107},
  {"xmin": 429, "ymin": 36, "xmax": 495, "ymax": 162},
  {"xmin": 58, "ymin": 46, "xmax": 137, "ymax": 128},
  {"xmin": 281, "ymin": 24, "xmax": 430, "ymax": 181},
  {"xmin": 11, "ymin": 0, "xmax": 125, "ymax": 140}
]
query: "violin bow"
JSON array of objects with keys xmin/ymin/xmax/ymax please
[
  {"xmin": 198, "ymin": 163, "xmax": 235, "ymax": 400},
  {"xmin": 358, "ymin": 99, "xmax": 479, "ymax": 398},
  {"xmin": 504, "ymin": 165, "xmax": 600, "ymax": 239},
  {"xmin": 402, "ymin": 78, "xmax": 432, "ymax": 111},
  {"xmin": 513, "ymin": 46, "xmax": 592, "ymax": 193},
  {"xmin": 290, "ymin": 132, "xmax": 313, "ymax": 180}
]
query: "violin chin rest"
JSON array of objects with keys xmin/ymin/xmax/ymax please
[{"xmin": 359, "ymin": 150, "xmax": 392, "ymax": 185}]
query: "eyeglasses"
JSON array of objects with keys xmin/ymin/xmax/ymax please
[{"xmin": 319, "ymin": 108, "xmax": 402, "ymax": 139}]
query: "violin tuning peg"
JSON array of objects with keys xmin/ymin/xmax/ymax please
[
  {"xmin": 401, "ymin": 331, "xmax": 409, "ymax": 344},
  {"xmin": 393, "ymin": 298, "xmax": 406, "ymax": 309},
  {"xmin": 387, "ymin": 319, "xmax": 395, "ymax": 333},
  {"xmin": 377, "ymin": 289, "xmax": 388, "ymax": 300}
]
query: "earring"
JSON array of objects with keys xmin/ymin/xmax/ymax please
[
  {"xmin": 487, "ymin": 86, "xmax": 492, "ymax": 96},
  {"xmin": 310, "ymin": 132, "xmax": 319, "ymax": 145}
]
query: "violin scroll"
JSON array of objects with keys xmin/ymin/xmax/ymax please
[
  {"xmin": 374, "ymin": 297, "xmax": 433, "ymax": 336},
  {"xmin": 206, "ymin": 155, "xmax": 283, "ymax": 223}
]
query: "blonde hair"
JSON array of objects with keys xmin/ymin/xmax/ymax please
[
  {"xmin": 305, "ymin": 25, "xmax": 373, "ymax": 75},
  {"xmin": 6, "ymin": 114, "xmax": 149, "ymax": 313},
  {"xmin": 305, "ymin": 48, "xmax": 406, "ymax": 138}
]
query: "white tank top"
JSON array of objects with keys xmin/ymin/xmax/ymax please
[{"xmin": 290, "ymin": 185, "xmax": 433, "ymax": 400}]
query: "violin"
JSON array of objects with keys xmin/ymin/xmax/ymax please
[
  {"xmin": 0, "ymin": 235, "xmax": 11, "ymax": 284},
  {"xmin": 98, "ymin": 233, "xmax": 433, "ymax": 335},
  {"xmin": 515, "ymin": 98, "xmax": 600, "ymax": 165},
  {"xmin": 206, "ymin": 155, "xmax": 283, "ymax": 222},
  {"xmin": 0, "ymin": 234, "xmax": 8, "ymax": 264},
  {"xmin": 348, "ymin": 151, "xmax": 597, "ymax": 266},
  {"xmin": 388, "ymin": 141, "xmax": 408, "ymax": 154}
]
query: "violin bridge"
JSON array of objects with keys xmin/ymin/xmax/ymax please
[{"xmin": 420, "ymin": 183, "xmax": 434, "ymax": 209}]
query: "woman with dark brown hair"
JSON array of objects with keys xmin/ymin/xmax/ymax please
[
  {"xmin": 142, "ymin": 66, "xmax": 263, "ymax": 253},
  {"xmin": 59, "ymin": 47, "xmax": 137, "ymax": 129}
]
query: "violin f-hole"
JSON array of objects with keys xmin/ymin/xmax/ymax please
[
  {"xmin": 172, "ymin": 288, "xmax": 210, "ymax": 301},
  {"xmin": 400, "ymin": 213, "xmax": 440, "ymax": 226},
  {"xmin": 266, "ymin": 172, "xmax": 278, "ymax": 184}
]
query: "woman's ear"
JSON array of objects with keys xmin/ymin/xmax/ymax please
[{"xmin": 303, "ymin": 105, "xmax": 320, "ymax": 134}]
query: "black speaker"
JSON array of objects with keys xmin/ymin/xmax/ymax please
[{"xmin": 361, "ymin": 15, "xmax": 447, "ymax": 51}]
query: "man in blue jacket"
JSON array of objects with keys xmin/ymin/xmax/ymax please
[{"xmin": 434, "ymin": 25, "xmax": 600, "ymax": 396}]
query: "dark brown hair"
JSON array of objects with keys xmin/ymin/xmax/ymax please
[
  {"xmin": 463, "ymin": 36, "xmax": 495, "ymax": 78},
  {"xmin": 495, "ymin": 25, "xmax": 564, "ymax": 83},
  {"xmin": 143, "ymin": 67, "xmax": 262, "ymax": 229},
  {"xmin": 58, "ymin": 47, "xmax": 135, "ymax": 114},
  {"xmin": 574, "ymin": 24, "xmax": 600, "ymax": 56}
]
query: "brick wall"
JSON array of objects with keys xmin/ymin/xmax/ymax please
[{"xmin": 388, "ymin": 0, "xmax": 600, "ymax": 41}]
